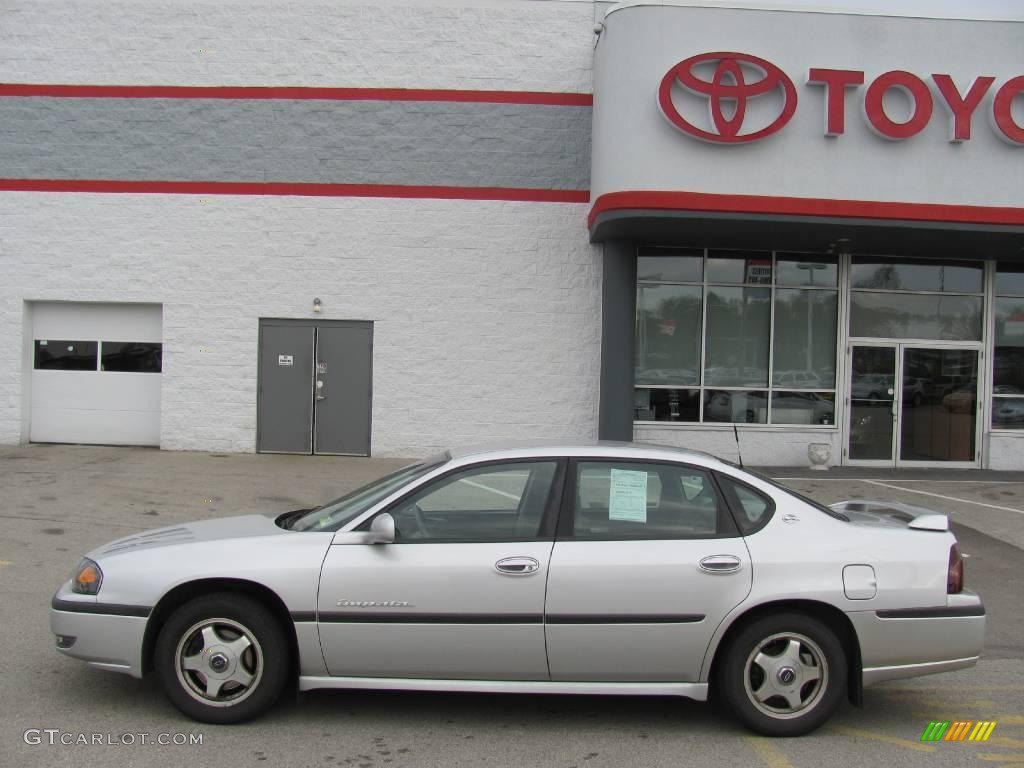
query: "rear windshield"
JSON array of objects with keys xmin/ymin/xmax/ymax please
[
  {"xmin": 291, "ymin": 456, "xmax": 446, "ymax": 532},
  {"xmin": 721, "ymin": 462, "xmax": 850, "ymax": 522}
]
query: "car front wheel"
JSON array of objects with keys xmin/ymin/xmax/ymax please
[
  {"xmin": 154, "ymin": 593, "xmax": 289, "ymax": 724},
  {"xmin": 717, "ymin": 612, "xmax": 846, "ymax": 736}
]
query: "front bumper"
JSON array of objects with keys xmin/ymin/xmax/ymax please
[
  {"xmin": 849, "ymin": 591, "xmax": 986, "ymax": 686},
  {"xmin": 49, "ymin": 584, "xmax": 149, "ymax": 678}
]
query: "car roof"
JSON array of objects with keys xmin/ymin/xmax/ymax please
[{"xmin": 444, "ymin": 440, "xmax": 732, "ymax": 469}]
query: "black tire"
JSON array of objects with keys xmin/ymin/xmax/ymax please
[
  {"xmin": 154, "ymin": 593, "xmax": 290, "ymax": 724},
  {"xmin": 716, "ymin": 612, "xmax": 846, "ymax": 736}
]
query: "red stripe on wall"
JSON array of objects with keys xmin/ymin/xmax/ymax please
[
  {"xmin": 0, "ymin": 83, "xmax": 593, "ymax": 106},
  {"xmin": 588, "ymin": 190, "xmax": 1024, "ymax": 228},
  {"xmin": 0, "ymin": 178, "xmax": 590, "ymax": 203}
]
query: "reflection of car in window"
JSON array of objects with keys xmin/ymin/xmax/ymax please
[
  {"xmin": 851, "ymin": 374, "xmax": 892, "ymax": 400},
  {"xmin": 704, "ymin": 391, "xmax": 767, "ymax": 423},
  {"xmin": 995, "ymin": 399, "xmax": 1024, "ymax": 424},
  {"xmin": 942, "ymin": 385, "xmax": 976, "ymax": 413},
  {"xmin": 901, "ymin": 378, "xmax": 930, "ymax": 406},
  {"xmin": 774, "ymin": 370, "xmax": 824, "ymax": 388}
]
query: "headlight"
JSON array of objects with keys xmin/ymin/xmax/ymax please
[{"xmin": 71, "ymin": 558, "xmax": 103, "ymax": 595}]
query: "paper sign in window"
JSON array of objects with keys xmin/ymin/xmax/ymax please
[{"xmin": 608, "ymin": 469, "xmax": 648, "ymax": 522}]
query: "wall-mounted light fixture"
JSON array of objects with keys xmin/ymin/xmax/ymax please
[{"xmin": 312, "ymin": 297, "xmax": 322, "ymax": 314}]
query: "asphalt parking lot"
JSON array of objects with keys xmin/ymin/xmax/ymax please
[{"xmin": 1, "ymin": 444, "xmax": 1022, "ymax": 768}]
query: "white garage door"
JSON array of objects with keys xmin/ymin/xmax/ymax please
[{"xmin": 31, "ymin": 303, "xmax": 162, "ymax": 446}]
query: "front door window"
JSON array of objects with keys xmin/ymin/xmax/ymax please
[{"xmin": 388, "ymin": 461, "xmax": 558, "ymax": 542}]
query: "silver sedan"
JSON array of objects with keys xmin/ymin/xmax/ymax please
[{"xmin": 50, "ymin": 442, "xmax": 985, "ymax": 736}]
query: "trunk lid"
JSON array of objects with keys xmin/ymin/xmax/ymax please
[{"xmin": 829, "ymin": 499, "xmax": 949, "ymax": 532}]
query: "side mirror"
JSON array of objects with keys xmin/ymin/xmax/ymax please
[{"xmin": 367, "ymin": 512, "xmax": 396, "ymax": 544}]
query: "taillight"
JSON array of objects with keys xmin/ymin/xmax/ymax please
[{"xmin": 947, "ymin": 543, "xmax": 964, "ymax": 594}]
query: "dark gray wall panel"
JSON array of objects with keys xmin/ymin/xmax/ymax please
[
  {"xmin": 0, "ymin": 98, "xmax": 591, "ymax": 190},
  {"xmin": 598, "ymin": 240, "xmax": 636, "ymax": 441}
]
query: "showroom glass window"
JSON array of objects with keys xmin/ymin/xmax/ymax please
[
  {"xmin": 635, "ymin": 247, "xmax": 838, "ymax": 425},
  {"xmin": 993, "ymin": 263, "xmax": 1024, "ymax": 429},
  {"xmin": 849, "ymin": 256, "xmax": 983, "ymax": 341}
]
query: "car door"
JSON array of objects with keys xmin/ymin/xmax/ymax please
[
  {"xmin": 544, "ymin": 459, "xmax": 753, "ymax": 682},
  {"xmin": 317, "ymin": 459, "xmax": 563, "ymax": 680}
]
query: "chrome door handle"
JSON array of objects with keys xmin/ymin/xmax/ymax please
[
  {"xmin": 495, "ymin": 557, "xmax": 540, "ymax": 576},
  {"xmin": 699, "ymin": 555, "xmax": 742, "ymax": 574}
]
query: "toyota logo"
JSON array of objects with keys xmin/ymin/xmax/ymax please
[{"xmin": 659, "ymin": 52, "xmax": 798, "ymax": 144}]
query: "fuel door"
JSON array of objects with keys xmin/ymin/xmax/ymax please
[{"xmin": 843, "ymin": 564, "xmax": 877, "ymax": 600}]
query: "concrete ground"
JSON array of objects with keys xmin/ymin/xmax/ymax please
[{"xmin": 1, "ymin": 444, "xmax": 1022, "ymax": 768}]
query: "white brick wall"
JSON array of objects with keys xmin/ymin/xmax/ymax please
[
  {"xmin": 0, "ymin": 0, "xmax": 597, "ymax": 93},
  {"xmin": 0, "ymin": 0, "xmax": 602, "ymax": 455},
  {"xmin": 986, "ymin": 433, "xmax": 1024, "ymax": 471},
  {"xmin": 0, "ymin": 194, "xmax": 602, "ymax": 455}
]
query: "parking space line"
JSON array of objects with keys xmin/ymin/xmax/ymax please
[
  {"xmin": 910, "ymin": 707, "xmax": 1000, "ymax": 718},
  {"xmin": 861, "ymin": 479, "xmax": 1024, "ymax": 515},
  {"xmin": 879, "ymin": 686, "xmax": 1024, "ymax": 692},
  {"xmin": 829, "ymin": 725, "xmax": 938, "ymax": 753},
  {"xmin": 742, "ymin": 736, "xmax": 795, "ymax": 768},
  {"xmin": 976, "ymin": 755, "xmax": 1024, "ymax": 762},
  {"xmin": 904, "ymin": 697, "xmax": 997, "ymax": 707},
  {"xmin": 991, "ymin": 738, "xmax": 1024, "ymax": 749}
]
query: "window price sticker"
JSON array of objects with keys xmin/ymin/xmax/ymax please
[{"xmin": 608, "ymin": 469, "xmax": 648, "ymax": 523}]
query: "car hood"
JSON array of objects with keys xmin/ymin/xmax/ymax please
[{"xmin": 89, "ymin": 512, "xmax": 290, "ymax": 558}]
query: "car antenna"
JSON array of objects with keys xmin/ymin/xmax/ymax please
[{"xmin": 733, "ymin": 423, "xmax": 744, "ymax": 468}]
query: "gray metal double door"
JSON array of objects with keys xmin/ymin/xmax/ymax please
[{"xmin": 257, "ymin": 320, "xmax": 373, "ymax": 455}]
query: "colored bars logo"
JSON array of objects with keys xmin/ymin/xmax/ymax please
[{"xmin": 921, "ymin": 721, "xmax": 997, "ymax": 742}]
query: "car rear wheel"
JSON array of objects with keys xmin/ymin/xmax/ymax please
[
  {"xmin": 717, "ymin": 613, "xmax": 846, "ymax": 736},
  {"xmin": 154, "ymin": 593, "xmax": 289, "ymax": 724}
]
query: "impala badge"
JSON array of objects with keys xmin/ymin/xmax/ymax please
[{"xmin": 337, "ymin": 599, "xmax": 413, "ymax": 608}]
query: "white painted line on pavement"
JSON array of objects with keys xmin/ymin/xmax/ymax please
[
  {"xmin": 743, "ymin": 736, "xmax": 796, "ymax": 768},
  {"xmin": 829, "ymin": 725, "xmax": 938, "ymax": 753},
  {"xmin": 861, "ymin": 479, "xmax": 1024, "ymax": 515}
]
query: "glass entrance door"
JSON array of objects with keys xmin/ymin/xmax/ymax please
[
  {"xmin": 848, "ymin": 346, "xmax": 897, "ymax": 463},
  {"xmin": 899, "ymin": 348, "xmax": 978, "ymax": 464},
  {"xmin": 847, "ymin": 345, "xmax": 980, "ymax": 467}
]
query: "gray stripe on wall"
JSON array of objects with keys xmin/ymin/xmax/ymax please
[{"xmin": 0, "ymin": 98, "xmax": 591, "ymax": 190}]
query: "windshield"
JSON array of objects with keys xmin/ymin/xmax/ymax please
[{"xmin": 290, "ymin": 455, "xmax": 447, "ymax": 532}]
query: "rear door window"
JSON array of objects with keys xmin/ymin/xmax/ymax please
[
  {"xmin": 715, "ymin": 474, "xmax": 775, "ymax": 535},
  {"xmin": 569, "ymin": 461, "xmax": 736, "ymax": 539}
]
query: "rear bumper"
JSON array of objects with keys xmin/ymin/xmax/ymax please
[
  {"xmin": 50, "ymin": 588, "xmax": 149, "ymax": 678},
  {"xmin": 849, "ymin": 592, "xmax": 985, "ymax": 687}
]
